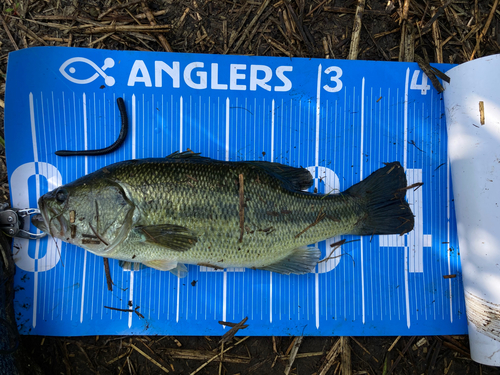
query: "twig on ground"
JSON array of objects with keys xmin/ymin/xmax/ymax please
[
  {"xmin": 190, "ymin": 336, "xmax": 250, "ymax": 375},
  {"xmin": 0, "ymin": 14, "xmax": 19, "ymax": 50},
  {"xmin": 233, "ymin": 0, "xmax": 271, "ymax": 52},
  {"xmin": 16, "ymin": 21, "xmax": 49, "ymax": 46},
  {"xmin": 123, "ymin": 342, "xmax": 170, "ymax": 373},
  {"xmin": 141, "ymin": 1, "xmax": 173, "ymax": 52},
  {"xmin": 341, "ymin": 337, "xmax": 352, "ymax": 375},
  {"xmin": 348, "ymin": 0, "xmax": 366, "ymax": 60},
  {"xmin": 98, "ymin": 0, "xmax": 143, "ymax": 20},
  {"xmin": 284, "ymin": 336, "xmax": 304, "ymax": 375}
]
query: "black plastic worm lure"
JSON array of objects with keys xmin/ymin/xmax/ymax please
[{"xmin": 55, "ymin": 97, "xmax": 128, "ymax": 156}]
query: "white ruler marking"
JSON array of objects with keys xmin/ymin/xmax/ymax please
[
  {"xmin": 404, "ymin": 68, "xmax": 411, "ymax": 329},
  {"xmin": 29, "ymin": 92, "xmax": 40, "ymax": 328},
  {"xmin": 314, "ymin": 64, "xmax": 322, "ymax": 328},
  {"xmin": 361, "ymin": 77, "xmax": 365, "ymax": 324},
  {"xmin": 179, "ymin": 96, "xmax": 183, "ymax": 152}
]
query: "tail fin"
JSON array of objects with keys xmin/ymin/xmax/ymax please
[{"xmin": 345, "ymin": 162, "xmax": 415, "ymax": 236}]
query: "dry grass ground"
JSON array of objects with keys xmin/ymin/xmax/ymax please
[{"xmin": 1, "ymin": 0, "xmax": 499, "ymax": 374}]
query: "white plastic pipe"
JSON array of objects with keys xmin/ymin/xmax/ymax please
[{"xmin": 444, "ymin": 54, "xmax": 500, "ymax": 366}]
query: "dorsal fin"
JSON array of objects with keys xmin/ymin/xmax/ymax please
[
  {"xmin": 165, "ymin": 150, "xmax": 203, "ymax": 159},
  {"xmin": 165, "ymin": 150, "xmax": 313, "ymax": 191},
  {"xmin": 241, "ymin": 161, "xmax": 313, "ymax": 191}
]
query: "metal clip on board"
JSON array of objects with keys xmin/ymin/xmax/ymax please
[{"xmin": 0, "ymin": 204, "xmax": 46, "ymax": 240}]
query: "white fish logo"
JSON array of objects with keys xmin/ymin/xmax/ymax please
[{"xmin": 59, "ymin": 57, "xmax": 115, "ymax": 86}]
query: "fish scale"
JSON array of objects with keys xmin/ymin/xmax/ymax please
[
  {"xmin": 34, "ymin": 152, "xmax": 415, "ymax": 277},
  {"xmin": 116, "ymin": 160, "xmax": 356, "ymax": 265}
]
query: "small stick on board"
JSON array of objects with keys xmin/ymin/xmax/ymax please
[
  {"xmin": 398, "ymin": 182, "xmax": 424, "ymax": 192},
  {"xmin": 479, "ymin": 101, "xmax": 485, "ymax": 125},
  {"xmin": 103, "ymin": 257, "xmax": 113, "ymax": 291},
  {"xmin": 318, "ymin": 239, "xmax": 346, "ymax": 264},
  {"xmin": 238, "ymin": 174, "xmax": 245, "ymax": 243},
  {"xmin": 295, "ymin": 208, "xmax": 326, "ymax": 238},
  {"xmin": 104, "ymin": 305, "xmax": 144, "ymax": 319},
  {"xmin": 218, "ymin": 316, "xmax": 249, "ymax": 345},
  {"xmin": 414, "ymin": 55, "xmax": 445, "ymax": 93}
]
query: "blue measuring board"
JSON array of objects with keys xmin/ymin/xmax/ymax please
[{"xmin": 5, "ymin": 47, "xmax": 465, "ymax": 336}]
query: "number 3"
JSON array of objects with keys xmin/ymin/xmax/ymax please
[{"xmin": 323, "ymin": 66, "xmax": 343, "ymax": 93}]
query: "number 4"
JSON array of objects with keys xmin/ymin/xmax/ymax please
[{"xmin": 410, "ymin": 70, "xmax": 431, "ymax": 95}]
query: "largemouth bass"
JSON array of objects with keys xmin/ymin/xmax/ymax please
[{"xmin": 33, "ymin": 152, "xmax": 414, "ymax": 277}]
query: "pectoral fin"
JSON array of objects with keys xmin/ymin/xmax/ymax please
[
  {"xmin": 133, "ymin": 224, "xmax": 198, "ymax": 251},
  {"xmin": 258, "ymin": 245, "xmax": 320, "ymax": 275}
]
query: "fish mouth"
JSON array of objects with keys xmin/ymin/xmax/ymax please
[
  {"xmin": 31, "ymin": 213, "xmax": 48, "ymax": 233},
  {"xmin": 34, "ymin": 199, "xmax": 67, "ymax": 238}
]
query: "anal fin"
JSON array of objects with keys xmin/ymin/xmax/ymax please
[
  {"xmin": 169, "ymin": 263, "xmax": 188, "ymax": 278},
  {"xmin": 142, "ymin": 260, "xmax": 188, "ymax": 278},
  {"xmin": 258, "ymin": 246, "xmax": 320, "ymax": 275},
  {"xmin": 118, "ymin": 260, "xmax": 145, "ymax": 271}
]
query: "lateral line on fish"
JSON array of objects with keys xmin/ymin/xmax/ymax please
[
  {"xmin": 238, "ymin": 173, "xmax": 245, "ymax": 243},
  {"xmin": 294, "ymin": 207, "xmax": 326, "ymax": 238}
]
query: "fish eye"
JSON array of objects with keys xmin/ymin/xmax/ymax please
[{"xmin": 55, "ymin": 188, "xmax": 68, "ymax": 204}]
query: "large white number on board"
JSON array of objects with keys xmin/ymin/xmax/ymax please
[
  {"xmin": 410, "ymin": 70, "xmax": 431, "ymax": 95},
  {"xmin": 10, "ymin": 162, "xmax": 62, "ymax": 272},
  {"xmin": 323, "ymin": 66, "xmax": 343, "ymax": 93},
  {"xmin": 379, "ymin": 169, "xmax": 432, "ymax": 273}
]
